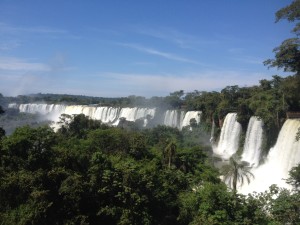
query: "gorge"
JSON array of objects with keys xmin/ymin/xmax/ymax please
[
  {"xmin": 8, "ymin": 103, "xmax": 300, "ymax": 194},
  {"xmin": 9, "ymin": 103, "xmax": 201, "ymax": 130}
]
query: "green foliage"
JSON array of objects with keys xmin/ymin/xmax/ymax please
[
  {"xmin": 249, "ymin": 185, "xmax": 300, "ymax": 225},
  {"xmin": 270, "ymin": 189, "xmax": 300, "ymax": 224},
  {"xmin": 264, "ymin": 38, "xmax": 300, "ymax": 74},
  {"xmin": 1, "ymin": 3, "xmax": 300, "ymax": 224},
  {"xmin": 183, "ymin": 182, "xmax": 269, "ymax": 225},
  {"xmin": 264, "ymin": 0, "xmax": 300, "ymax": 76},
  {"xmin": 221, "ymin": 156, "xmax": 254, "ymax": 192},
  {"xmin": 164, "ymin": 90, "xmax": 185, "ymax": 109},
  {"xmin": 1, "ymin": 126, "xmax": 56, "ymax": 171},
  {"xmin": 0, "ymin": 106, "xmax": 4, "ymax": 115},
  {"xmin": 286, "ymin": 164, "xmax": 300, "ymax": 190},
  {"xmin": 1, "ymin": 109, "xmax": 300, "ymax": 224},
  {"xmin": 0, "ymin": 114, "xmax": 220, "ymax": 225},
  {"xmin": 57, "ymin": 114, "xmax": 107, "ymax": 138},
  {"xmin": 0, "ymin": 105, "xmax": 5, "ymax": 138},
  {"xmin": 296, "ymin": 127, "xmax": 300, "ymax": 142}
]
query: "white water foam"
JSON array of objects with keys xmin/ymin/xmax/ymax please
[
  {"xmin": 240, "ymin": 119, "xmax": 300, "ymax": 194},
  {"xmin": 241, "ymin": 116, "xmax": 264, "ymax": 167},
  {"xmin": 214, "ymin": 113, "xmax": 242, "ymax": 159}
]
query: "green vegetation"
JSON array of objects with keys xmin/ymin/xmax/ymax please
[
  {"xmin": 0, "ymin": 106, "xmax": 5, "ymax": 139},
  {"xmin": 0, "ymin": 114, "xmax": 299, "ymax": 224},
  {"xmin": 0, "ymin": 114, "xmax": 213, "ymax": 224},
  {"xmin": 221, "ymin": 156, "xmax": 254, "ymax": 192},
  {"xmin": 0, "ymin": 1, "xmax": 300, "ymax": 224}
]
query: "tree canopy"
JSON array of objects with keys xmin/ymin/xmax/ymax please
[{"xmin": 264, "ymin": 0, "xmax": 300, "ymax": 75}]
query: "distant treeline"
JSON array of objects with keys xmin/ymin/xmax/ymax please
[{"xmin": 2, "ymin": 74, "xmax": 300, "ymax": 126}]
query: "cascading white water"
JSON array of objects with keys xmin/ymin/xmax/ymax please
[
  {"xmin": 240, "ymin": 119, "xmax": 300, "ymax": 194},
  {"xmin": 10, "ymin": 103, "xmax": 200, "ymax": 129},
  {"xmin": 93, "ymin": 107, "xmax": 120, "ymax": 124},
  {"xmin": 210, "ymin": 119, "xmax": 215, "ymax": 143},
  {"xmin": 163, "ymin": 110, "xmax": 181, "ymax": 128},
  {"xmin": 214, "ymin": 113, "xmax": 242, "ymax": 159},
  {"xmin": 64, "ymin": 105, "xmax": 86, "ymax": 115},
  {"xmin": 181, "ymin": 111, "xmax": 201, "ymax": 129},
  {"xmin": 241, "ymin": 116, "xmax": 264, "ymax": 167},
  {"xmin": 8, "ymin": 103, "xmax": 18, "ymax": 109},
  {"xmin": 113, "ymin": 107, "xmax": 156, "ymax": 126},
  {"xmin": 18, "ymin": 103, "xmax": 66, "ymax": 121}
]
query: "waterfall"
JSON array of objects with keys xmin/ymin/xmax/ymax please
[
  {"xmin": 18, "ymin": 103, "xmax": 66, "ymax": 121},
  {"xmin": 240, "ymin": 119, "xmax": 300, "ymax": 194},
  {"xmin": 210, "ymin": 119, "xmax": 215, "ymax": 143},
  {"xmin": 114, "ymin": 107, "xmax": 156, "ymax": 126},
  {"xmin": 9, "ymin": 103, "xmax": 200, "ymax": 129},
  {"xmin": 214, "ymin": 113, "xmax": 242, "ymax": 159},
  {"xmin": 181, "ymin": 111, "xmax": 201, "ymax": 129},
  {"xmin": 241, "ymin": 116, "xmax": 264, "ymax": 167},
  {"xmin": 64, "ymin": 105, "xmax": 86, "ymax": 115},
  {"xmin": 8, "ymin": 103, "xmax": 18, "ymax": 109},
  {"xmin": 163, "ymin": 110, "xmax": 181, "ymax": 128},
  {"xmin": 93, "ymin": 107, "xmax": 120, "ymax": 124}
]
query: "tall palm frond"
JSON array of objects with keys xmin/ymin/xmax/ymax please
[{"xmin": 221, "ymin": 156, "xmax": 254, "ymax": 192}]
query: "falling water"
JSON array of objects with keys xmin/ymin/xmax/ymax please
[
  {"xmin": 163, "ymin": 110, "xmax": 182, "ymax": 128},
  {"xmin": 240, "ymin": 119, "xmax": 300, "ymax": 194},
  {"xmin": 19, "ymin": 103, "xmax": 66, "ymax": 121},
  {"xmin": 210, "ymin": 119, "xmax": 215, "ymax": 143},
  {"xmin": 93, "ymin": 107, "xmax": 120, "ymax": 124},
  {"xmin": 214, "ymin": 113, "xmax": 242, "ymax": 159},
  {"xmin": 181, "ymin": 111, "xmax": 201, "ymax": 129},
  {"xmin": 114, "ymin": 107, "xmax": 156, "ymax": 126},
  {"xmin": 241, "ymin": 116, "xmax": 264, "ymax": 167},
  {"xmin": 10, "ymin": 103, "xmax": 200, "ymax": 129}
]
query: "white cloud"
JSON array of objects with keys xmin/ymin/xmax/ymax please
[
  {"xmin": 118, "ymin": 43, "xmax": 199, "ymax": 64},
  {"xmin": 0, "ymin": 69, "xmax": 274, "ymax": 97},
  {"xmin": 133, "ymin": 26, "xmax": 218, "ymax": 49},
  {"xmin": 0, "ymin": 22, "xmax": 66, "ymax": 34},
  {"xmin": 232, "ymin": 56, "xmax": 264, "ymax": 65},
  {"xmin": 0, "ymin": 54, "xmax": 274, "ymax": 98},
  {"xmin": 0, "ymin": 22, "xmax": 81, "ymax": 40},
  {"xmin": 92, "ymin": 70, "xmax": 271, "ymax": 97},
  {"xmin": 0, "ymin": 57, "xmax": 50, "ymax": 71},
  {"xmin": 0, "ymin": 40, "xmax": 21, "ymax": 51}
]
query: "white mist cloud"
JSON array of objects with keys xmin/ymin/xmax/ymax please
[{"xmin": 0, "ymin": 55, "xmax": 75, "ymax": 96}]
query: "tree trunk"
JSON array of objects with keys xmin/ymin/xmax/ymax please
[{"xmin": 233, "ymin": 170, "xmax": 238, "ymax": 192}]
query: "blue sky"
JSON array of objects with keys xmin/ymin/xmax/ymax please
[{"xmin": 0, "ymin": 0, "xmax": 295, "ymax": 97}]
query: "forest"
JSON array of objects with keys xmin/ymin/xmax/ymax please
[{"xmin": 0, "ymin": 0, "xmax": 300, "ymax": 224}]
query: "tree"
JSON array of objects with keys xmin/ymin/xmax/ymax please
[
  {"xmin": 118, "ymin": 117, "xmax": 127, "ymax": 129},
  {"xmin": 286, "ymin": 164, "xmax": 300, "ymax": 190},
  {"xmin": 296, "ymin": 127, "xmax": 300, "ymax": 141},
  {"xmin": 57, "ymin": 114, "xmax": 105, "ymax": 138},
  {"xmin": 0, "ymin": 106, "xmax": 4, "ymax": 115},
  {"xmin": 221, "ymin": 156, "xmax": 254, "ymax": 192},
  {"xmin": 164, "ymin": 90, "xmax": 184, "ymax": 109},
  {"xmin": 164, "ymin": 140, "xmax": 177, "ymax": 169},
  {"xmin": 0, "ymin": 106, "xmax": 5, "ymax": 138},
  {"xmin": 275, "ymin": 0, "xmax": 300, "ymax": 35},
  {"xmin": 264, "ymin": 0, "xmax": 300, "ymax": 76},
  {"xmin": 1, "ymin": 126, "xmax": 56, "ymax": 171},
  {"xmin": 0, "ymin": 127, "xmax": 5, "ymax": 139}
]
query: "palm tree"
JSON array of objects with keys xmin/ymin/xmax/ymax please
[
  {"xmin": 221, "ymin": 156, "xmax": 254, "ymax": 192},
  {"xmin": 164, "ymin": 140, "xmax": 177, "ymax": 169},
  {"xmin": 296, "ymin": 127, "xmax": 300, "ymax": 141}
]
